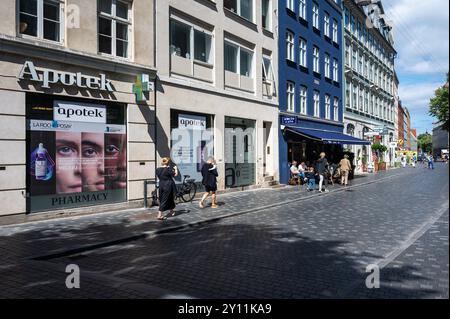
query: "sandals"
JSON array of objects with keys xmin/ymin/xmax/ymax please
[{"xmin": 157, "ymin": 216, "xmax": 167, "ymax": 220}]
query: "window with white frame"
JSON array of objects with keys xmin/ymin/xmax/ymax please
[
  {"xmin": 365, "ymin": 90, "xmax": 369, "ymax": 113},
  {"xmin": 286, "ymin": 31, "xmax": 295, "ymax": 61},
  {"xmin": 286, "ymin": 0, "xmax": 294, "ymax": 11},
  {"xmin": 300, "ymin": 86, "xmax": 307, "ymax": 114},
  {"xmin": 224, "ymin": 41, "xmax": 254, "ymax": 78},
  {"xmin": 324, "ymin": 13, "xmax": 330, "ymax": 37},
  {"xmin": 170, "ymin": 19, "xmax": 213, "ymax": 64},
  {"xmin": 325, "ymin": 94, "xmax": 331, "ymax": 119},
  {"xmin": 312, "ymin": 3, "xmax": 319, "ymax": 29},
  {"xmin": 358, "ymin": 51, "xmax": 363, "ymax": 74},
  {"xmin": 299, "ymin": 38, "xmax": 307, "ymax": 67},
  {"xmin": 98, "ymin": 0, "xmax": 131, "ymax": 58},
  {"xmin": 333, "ymin": 59, "xmax": 338, "ymax": 82},
  {"xmin": 299, "ymin": 0, "xmax": 306, "ymax": 20},
  {"xmin": 313, "ymin": 46, "xmax": 319, "ymax": 73},
  {"xmin": 19, "ymin": 0, "xmax": 63, "ymax": 42},
  {"xmin": 287, "ymin": 82, "xmax": 295, "ymax": 112},
  {"xmin": 262, "ymin": 53, "xmax": 276, "ymax": 96},
  {"xmin": 352, "ymin": 83, "xmax": 357, "ymax": 109},
  {"xmin": 324, "ymin": 54, "xmax": 330, "ymax": 78},
  {"xmin": 345, "ymin": 80, "xmax": 351, "ymax": 108},
  {"xmin": 359, "ymin": 85, "xmax": 364, "ymax": 111},
  {"xmin": 352, "ymin": 47, "xmax": 357, "ymax": 71},
  {"xmin": 333, "ymin": 97, "xmax": 339, "ymax": 121},
  {"xmin": 332, "ymin": 19, "xmax": 338, "ymax": 43},
  {"xmin": 262, "ymin": 0, "xmax": 271, "ymax": 31},
  {"xmin": 313, "ymin": 90, "xmax": 320, "ymax": 117},
  {"xmin": 224, "ymin": 0, "xmax": 253, "ymax": 22},
  {"xmin": 345, "ymin": 44, "xmax": 350, "ymax": 66}
]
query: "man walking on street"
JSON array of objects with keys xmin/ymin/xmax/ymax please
[{"xmin": 339, "ymin": 154, "xmax": 352, "ymax": 186}]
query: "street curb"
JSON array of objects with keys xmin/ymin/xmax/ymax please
[{"xmin": 29, "ymin": 170, "xmax": 408, "ymax": 262}]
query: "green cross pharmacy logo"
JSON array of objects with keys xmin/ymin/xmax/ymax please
[{"xmin": 133, "ymin": 74, "xmax": 152, "ymax": 102}]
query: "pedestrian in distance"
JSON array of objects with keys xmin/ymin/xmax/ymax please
[
  {"xmin": 412, "ymin": 154, "xmax": 417, "ymax": 168},
  {"xmin": 199, "ymin": 157, "xmax": 219, "ymax": 209},
  {"xmin": 155, "ymin": 157, "xmax": 178, "ymax": 220},
  {"xmin": 401, "ymin": 156, "xmax": 407, "ymax": 168},
  {"xmin": 316, "ymin": 152, "xmax": 329, "ymax": 193},
  {"xmin": 428, "ymin": 154, "xmax": 434, "ymax": 170},
  {"xmin": 339, "ymin": 154, "xmax": 352, "ymax": 186}
]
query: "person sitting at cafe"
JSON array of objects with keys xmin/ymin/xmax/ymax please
[
  {"xmin": 290, "ymin": 161, "xmax": 300, "ymax": 184},
  {"xmin": 298, "ymin": 162, "xmax": 306, "ymax": 180},
  {"xmin": 304, "ymin": 167, "xmax": 317, "ymax": 191}
]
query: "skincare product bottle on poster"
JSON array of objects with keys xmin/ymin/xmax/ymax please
[{"xmin": 35, "ymin": 143, "xmax": 47, "ymax": 180}]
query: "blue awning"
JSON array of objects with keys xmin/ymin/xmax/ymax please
[{"xmin": 285, "ymin": 127, "xmax": 370, "ymax": 145}]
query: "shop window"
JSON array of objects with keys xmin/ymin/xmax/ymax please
[
  {"xmin": 170, "ymin": 110, "xmax": 214, "ymax": 186},
  {"xmin": 26, "ymin": 94, "xmax": 127, "ymax": 213},
  {"xmin": 19, "ymin": 0, "xmax": 62, "ymax": 42},
  {"xmin": 224, "ymin": 117, "xmax": 256, "ymax": 188},
  {"xmin": 98, "ymin": 0, "xmax": 131, "ymax": 58}
]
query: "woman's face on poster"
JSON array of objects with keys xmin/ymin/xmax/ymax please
[
  {"xmin": 55, "ymin": 132, "xmax": 82, "ymax": 194},
  {"xmin": 81, "ymin": 133, "xmax": 105, "ymax": 192},
  {"xmin": 105, "ymin": 134, "xmax": 127, "ymax": 189}
]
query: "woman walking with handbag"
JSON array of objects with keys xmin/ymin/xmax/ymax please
[
  {"xmin": 155, "ymin": 157, "xmax": 178, "ymax": 220},
  {"xmin": 199, "ymin": 157, "xmax": 219, "ymax": 209}
]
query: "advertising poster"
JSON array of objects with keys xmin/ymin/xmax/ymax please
[
  {"xmin": 26, "ymin": 95, "xmax": 127, "ymax": 212},
  {"xmin": 171, "ymin": 113, "xmax": 214, "ymax": 184}
]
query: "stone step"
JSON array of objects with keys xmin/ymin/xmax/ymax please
[{"xmin": 263, "ymin": 175, "xmax": 274, "ymax": 182}]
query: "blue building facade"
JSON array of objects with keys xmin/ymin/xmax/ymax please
[{"xmin": 278, "ymin": 0, "xmax": 345, "ymax": 184}]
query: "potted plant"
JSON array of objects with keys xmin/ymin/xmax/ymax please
[{"xmin": 371, "ymin": 143, "xmax": 388, "ymax": 171}]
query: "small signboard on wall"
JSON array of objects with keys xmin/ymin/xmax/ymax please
[{"xmin": 281, "ymin": 116, "xmax": 297, "ymax": 125}]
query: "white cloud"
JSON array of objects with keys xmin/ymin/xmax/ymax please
[
  {"xmin": 398, "ymin": 82, "xmax": 442, "ymax": 111},
  {"xmin": 384, "ymin": 0, "xmax": 449, "ymax": 75}
]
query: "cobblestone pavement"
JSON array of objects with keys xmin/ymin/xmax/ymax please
[{"xmin": 0, "ymin": 164, "xmax": 448, "ymax": 298}]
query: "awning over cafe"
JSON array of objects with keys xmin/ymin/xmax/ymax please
[{"xmin": 284, "ymin": 127, "xmax": 371, "ymax": 145}]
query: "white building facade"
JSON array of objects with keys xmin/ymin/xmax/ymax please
[
  {"xmin": 155, "ymin": 0, "xmax": 280, "ymax": 190},
  {"xmin": 342, "ymin": 0, "xmax": 397, "ymax": 171}
]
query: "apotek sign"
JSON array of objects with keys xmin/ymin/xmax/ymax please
[
  {"xmin": 18, "ymin": 61, "xmax": 114, "ymax": 92},
  {"xmin": 54, "ymin": 101, "xmax": 106, "ymax": 123}
]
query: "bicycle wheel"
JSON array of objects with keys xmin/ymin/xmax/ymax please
[{"xmin": 181, "ymin": 182, "xmax": 197, "ymax": 202}]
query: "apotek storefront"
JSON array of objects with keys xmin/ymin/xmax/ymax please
[{"xmin": 0, "ymin": 43, "xmax": 156, "ymax": 217}]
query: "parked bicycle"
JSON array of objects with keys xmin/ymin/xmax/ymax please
[{"xmin": 151, "ymin": 175, "xmax": 197, "ymax": 206}]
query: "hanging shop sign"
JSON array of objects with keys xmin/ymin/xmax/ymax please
[
  {"xmin": 133, "ymin": 74, "xmax": 154, "ymax": 102},
  {"xmin": 18, "ymin": 61, "xmax": 114, "ymax": 92}
]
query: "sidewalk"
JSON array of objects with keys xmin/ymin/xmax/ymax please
[{"xmin": 0, "ymin": 168, "xmax": 405, "ymax": 263}]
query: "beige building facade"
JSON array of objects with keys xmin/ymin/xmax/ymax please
[
  {"xmin": 0, "ymin": 0, "xmax": 157, "ymax": 218},
  {"xmin": 154, "ymin": 0, "xmax": 280, "ymax": 190}
]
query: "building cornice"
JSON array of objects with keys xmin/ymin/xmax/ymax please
[
  {"xmin": 0, "ymin": 34, "xmax": 157, "ymax": 77},
  {"xmin": 343, "ymin": 0, "xmax": 396, "ymax": 55}
]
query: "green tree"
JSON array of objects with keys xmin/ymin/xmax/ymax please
[
  {"xmin": 417, "ymin": 133, "xmax": 432, "ymax": 153},
  {"xmin": 429, "ymin": 72, "xmax": 449, "ymax": 132}
]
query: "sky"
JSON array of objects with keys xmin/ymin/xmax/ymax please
[{"xmin": 382, "ymin": 0, "xmax": 449, "ymax": 135}]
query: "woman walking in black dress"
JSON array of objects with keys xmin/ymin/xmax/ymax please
[
  {"xmin": 199, "ymin": 157, "xmax": 218, "ymax": 209},
  {"xmin": 155, "ymin": 157, "xmax": 178, "ymax": 220}
]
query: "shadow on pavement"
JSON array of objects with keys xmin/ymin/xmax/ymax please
[{"xmin": 0, "ymin": 221, "xmax": 433, "ymax": 299}]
